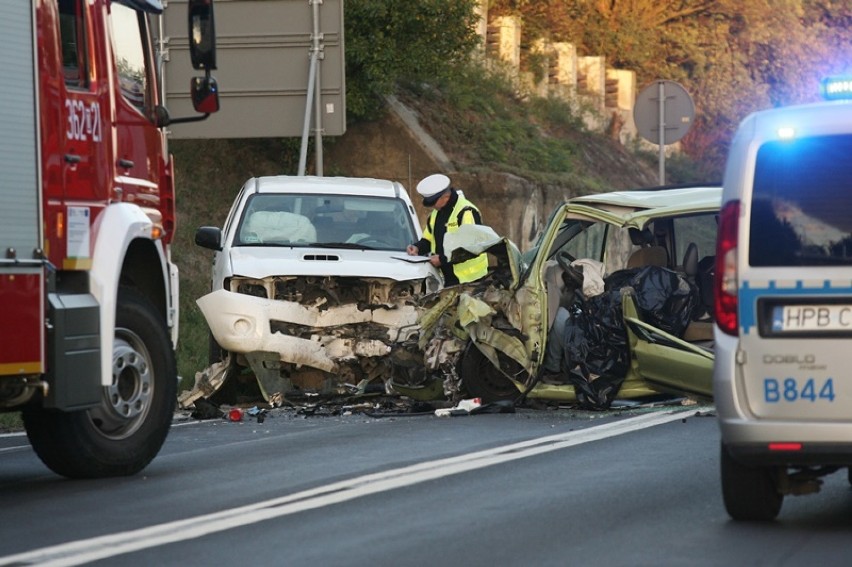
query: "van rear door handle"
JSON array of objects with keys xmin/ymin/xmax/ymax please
[
  {"xmin": 118, "ymin": 158, "xmax": 134, "ymax": 168},
  {"xmin": 64, "ymin": 154, "xmax": 81, "ymax": 164}
]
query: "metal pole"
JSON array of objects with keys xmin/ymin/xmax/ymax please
[
  {"xmin": 298, "ymin": 0, "xmax": 323, "ymax": 176},
  {"xmin": 157, "ymin": 14, "xmax": 166, "ymax": 105},
  {"xmin": 297, "ymin": 51, "xmax": 318, "ymax": 176},
  {"xmin": 314, "ymin": 66, "xmax": 323, "ymax": 176},
  {"xmin": 157, "ymin": 14, "xmax": 169, "ymax": 149},
  {"xmin": 657, "ymin": 81, "xmax": 666, "ymax": 185},
  {"xmin": 312, "ymin": 0, "xmax": 323, "ymax": 176}
]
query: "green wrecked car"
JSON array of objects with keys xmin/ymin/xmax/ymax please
[{"xmin": 394, "ymin": 184, "xmax": 722, "ymax": 409}]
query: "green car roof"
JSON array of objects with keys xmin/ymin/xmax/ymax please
[
  {"xmin": 571, "ymin": 185, "xmax": 720, "ymax": 209},
  {"xmin": 566, "ymin": 185, "xmax": 722, "ymax": 224}
]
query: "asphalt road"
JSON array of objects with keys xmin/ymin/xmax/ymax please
[{"xmin": 2, "ymin": 403, "xmax": 852, "ymax": 566}]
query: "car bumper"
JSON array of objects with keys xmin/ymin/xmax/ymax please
[
  {"xmin": 715, "ymin": 332, "xmax": 852, "ymax": 464},
  {"xmin": 723, "ymin": 438, "xmax": 852, "ymax": 467},
  {"xmin": 197, "ymin": 289, "xmax": 421, "ymax": 372}
]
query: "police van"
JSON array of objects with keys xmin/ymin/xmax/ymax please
[{"xmin": 714, "ymin": 76, "xmax": 852, "ymax": 520}]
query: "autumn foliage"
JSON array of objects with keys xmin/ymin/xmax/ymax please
[{"xmin": 489, "ymin": 0, "xmax": 851, "ymax": 174}]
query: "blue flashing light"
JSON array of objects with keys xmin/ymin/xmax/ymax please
[
  {"xmin": 777, "ymin": 127, "xmax": 795, "ymax": 140},
  {"xmin": 820, "ymin": 76, "xmax": 852, "ymax": 101}
]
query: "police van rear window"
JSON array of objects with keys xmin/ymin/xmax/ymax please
[{"xmin": 749, "ymin": 134, "xmax": 852, "ymax": 267}]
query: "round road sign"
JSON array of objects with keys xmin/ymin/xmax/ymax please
[{"xmin": 633, "ymin": 80, "xmax": 695, "ymax": 145}]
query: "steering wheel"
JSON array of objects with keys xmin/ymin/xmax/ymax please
[{"xmin": 556, "ymin": 250, "xmax": 584, "ymax": 287}]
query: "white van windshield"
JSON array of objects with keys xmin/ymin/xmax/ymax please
[
  {"xmin": 749, "ymin": 134, "xmax": 852, "ymax": 266},
  {"xmin": 236, "ymin": 193, "xmax": 417, "ymax": 250}
]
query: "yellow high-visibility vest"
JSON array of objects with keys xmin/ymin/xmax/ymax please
[{"xmin": 423, "ymin": 195, "xmax": 489, "ymax": 283}]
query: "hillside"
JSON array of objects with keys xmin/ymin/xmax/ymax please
[
  {"xmin": 169, "ymin": 86, "xmax": 668, "ymax": 386},
  {"xmin": 323, "ymin": 89, "xmax": 661, "ymax": 251}
]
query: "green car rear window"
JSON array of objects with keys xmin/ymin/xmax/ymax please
[{"xmin": 749, "ymin": 134, "xmax": 852, "ymax": 266}]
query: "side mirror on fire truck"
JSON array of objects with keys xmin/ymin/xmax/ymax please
[
  {"xmin": 188, "ymin": 0, "xmax": 216, "ymax": 71},
  {"xmin": 191, "ymin": 76, "xmax": 220, "ymax": 114},
  {"xmin": 168, "ymin": 0, "xmax": 220, "ymax": 125}
]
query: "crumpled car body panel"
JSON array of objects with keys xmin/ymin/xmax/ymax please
[
  {"xmin": 407, "ymin": 185, "xmax": 721, "ymax": 406},
  {"xmin": 198, "ymin": 286, "xmax": 424, "ymax": 368},
  {"xmin": 622, "ymin": 290, "xmax": 714, "ymax": 397},
  {"xmin": 203, "ymin": 258, "xmax": 441, "ymax": 398},
  {"xmin": 195, "ymin": 270, "xmax": 435, "ymax": 400}
]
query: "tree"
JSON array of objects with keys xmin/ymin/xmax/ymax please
[
  {"xmin": 344, "ymin": 0, "xmax": 480, "ymax": 120},
  {"xmin": 489, "ymin": 0, "xmax": 852, "ymax": 175}
]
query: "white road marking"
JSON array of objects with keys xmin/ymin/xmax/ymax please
[
  {"xmin": 0, "ymin": 431, "xmax": 26, "ymax": 439},
  {"xmin": 0, "ymin": 410, "xmax": 693, "ymax": 566},
  {"xmin": 0, "ymin": 446, "xmax": 28, "ymax": 454}
]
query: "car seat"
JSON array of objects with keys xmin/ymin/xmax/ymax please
[
  {"xmin": 682, "ymin": 242, "xmax": 699, "ymax": 283},
  {"xmin": 626, "ymin": 227, "xmax": 668, "ymax": 268},
  {"xmin": 679, "ymin": 242, "xmax": 714, "ymax": 342}
]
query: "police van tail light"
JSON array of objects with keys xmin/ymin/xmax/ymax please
[
  {"xmin": 768, "ymin": 442, "xmax": 802, "ymax": 452},
  {"xmin": 715, "ymin": 200, "xmax": 740, "ymax": 336}
]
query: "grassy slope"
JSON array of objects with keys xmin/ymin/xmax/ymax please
[{"xmin": 170, "ymin": 139, "xmax": 300, "ymax": 387}]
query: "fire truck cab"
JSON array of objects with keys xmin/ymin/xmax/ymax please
[{"xmin": 0, "ymin": 0, "xmax": 218, "ymax": 478}]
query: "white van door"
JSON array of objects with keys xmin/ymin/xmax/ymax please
[{"xmin": 737, "ymin": 132, "xmax": 852, "ymax": 421}]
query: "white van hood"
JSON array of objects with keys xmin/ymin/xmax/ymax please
[{"xmin": 227, "ymin": 246, "xmax": 440, "ymax": 281}]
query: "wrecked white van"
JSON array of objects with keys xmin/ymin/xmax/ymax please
[{"xmin": 183, "ymin": 176, "xmax": 442, "ymax": 405}]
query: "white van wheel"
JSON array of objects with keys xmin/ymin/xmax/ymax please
[{"xmin": 720, "ymin": 443, "xmax": 783, "ymax": 521}]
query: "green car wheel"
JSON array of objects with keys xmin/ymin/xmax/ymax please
[{"xmin": 460, "ymin": 341, "xmax": 522, "ymax": 403}]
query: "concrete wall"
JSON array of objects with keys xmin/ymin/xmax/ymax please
[
  {"xmin": 475, "ymin": 3, "xmax": 640, "ymax": 146},
  {"xmin": 607, "ymin": 69, "xmax": 637, "ymax": 145},
  {"xmin": 486, "ymin": 16, "xmax": 522, "ymax": 70}
]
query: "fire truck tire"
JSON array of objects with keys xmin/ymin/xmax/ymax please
[{"xmin": 23, "ymin": 287, "xmax": 176, "ymax": 478}]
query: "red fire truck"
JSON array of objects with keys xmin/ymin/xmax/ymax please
[{"xmin": 0, "ymin": 0, "xmax": 219, "ymax": 477}]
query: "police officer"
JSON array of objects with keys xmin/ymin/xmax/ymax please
[{"xmin": 406, "ymin": 173, "xmax": 488, "ymax": 285}]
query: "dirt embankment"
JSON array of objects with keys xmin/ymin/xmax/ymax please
[{"xmin": 324, "ymin": 97, "xmax": 657, "ymax": 251}]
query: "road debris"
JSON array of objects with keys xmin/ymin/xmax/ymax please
[{"xmin": 435, "ymin": 397, "xmax": 482, "ymax": 417}]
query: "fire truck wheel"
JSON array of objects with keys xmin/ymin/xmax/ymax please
[{"xmin": 23, "ymin": 287, "xmax": 176, "ymax": 478}]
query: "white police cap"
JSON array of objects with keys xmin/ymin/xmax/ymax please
[{"xmin": 416, "ymin": 173, "xmax": 451, "ymax": 206}]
